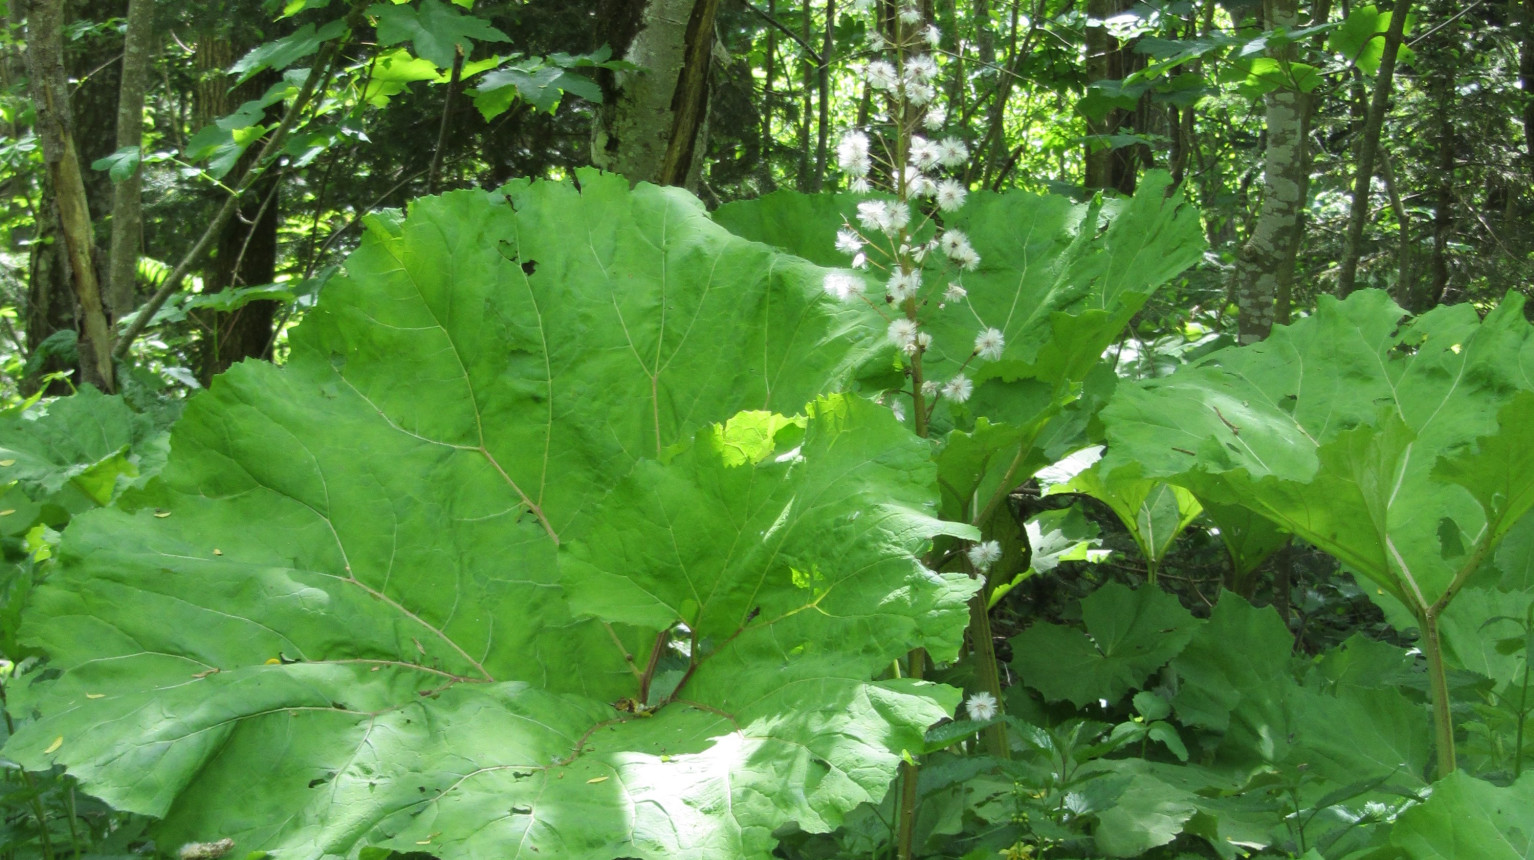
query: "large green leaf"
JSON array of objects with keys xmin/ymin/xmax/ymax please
[
  {"xmin": 1059, "ymin": 464, "xmax": 1203, "ymax": 579},
  {"xmin": 1391, "ymin": 771, "xmax": 1534, "ymax": 859},
  {"xmin": 1101, "ymin": 291, "xmax": 1534, "ymax": 612},
  {"xmin": 0, "ymin": 386, "xmax": 166, "ymax": 515},
  {"xmin": 717, "ymin": 173, "xmax": 1204, "ymax": 526},
  {"xmin": 4, "ymin": 173, "xmax": 974, "ymax": 859},
  {"xmin": 1173, "ymin": 595, "xmax": 1430, "ymax": 789},
  {"xmin": 1010, "ymin": 581, "xmax": 1198, "ymax": 708},
  {"xmin": 369, "ymin": 0, "xmax": 510, "ymax": 68}
]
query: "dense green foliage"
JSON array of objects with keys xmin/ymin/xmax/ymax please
[{"xmin": 2, "ymin": 0, "xmax": 1533, "ymax": 858}]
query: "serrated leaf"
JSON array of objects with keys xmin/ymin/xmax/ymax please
[
  {"xmin": 1172, "ymin": 593, "xmax": 1293, "ymax": 734},
  {"xmin": 1059, "ymin": 464, "xmax": 1201, "ymax": 577},
  {"xmin": 1173, "ymin": 594, "xmax": 1430, "ymax": 787},
  {"xmin": 717, "ymin": 175, "xmax": 1203, "ymax": 528},
  {"xmin": 1011, "ymin": 581, "xmax": 1197, "ymax": 707},
  {"xmin": 3, "ymin": 172, "xmax": 968, "ymax": 859},
  {"xmin": 1102, "ymin": 291, "xmax": 1534, "ymax": 613},
  {"xmin": 565, "ymin": 395, "xmax": 977, "ymax": 655},
  {"xmin": 370, "ymin": 0, "xmax": 509, "ymax": 68},
  {"xmin": 1088, "ymin": 771, "xmax": 1199, "ymax": 857},
  {"xmin": 1200, "ymin": 497, "xmax": 1289, "ymax": 583},
  {"xmin": 0, "ymin": 387, "xmax": 160, "ymax": 509},
  {"xmin": 230, "ymin": 19, "xmax": 348, "ymax": 84},
  {"xmin": 1390, "ymin": 771, "xmax": 1534, "ymax": 859}
]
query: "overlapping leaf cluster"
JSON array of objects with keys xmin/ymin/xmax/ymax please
[
  {"xmin": 4, "ymin": 171, "xmax": 977, "ymax": 859},
  {"xmin": 1102, "ymin": 290, "xmax": 1534, "ymax": 615},
  {"xmin": 716, "ymin": 172, "xmax": 1206, "ymax": 528}
]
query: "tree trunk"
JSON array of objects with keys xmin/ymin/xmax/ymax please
[
  {"xmin": 1336, "ymin": 0, "xmax": 1413, "ymax": 296},
  {"xmin": 21, "ymin": 0, "xmax": 115, "ymax": 391},
  {"xmin": 1425, "ymin": 10, "xmax": 1455, "ymax": 311},
  {"xmin": 759, "ymin": 0, "xmax": 776, "ymax": 188},
  {"xmin": 1231, "ymin": 0, "xmax": 1310, "ymax": 343},
  {"xmin": 796, "ymin": 2, "xmax": 812, "ymax": 189},
  {"xmin": 107, "ymin": 0, "xmax": 156, "ymax": 317},
  {"xmin": 192, "ymin": 27, "xmax": 281, "ymax": 384},
  {"xmin": 1083, "ymin": 0, "xmax": 1147, "ymax": 193},
  {"xmin": 593, "ymin": 0, "xmax": 721, "ymax": 190},
  {"xmin": 1521, "ymin": 0, "xmax": 1534, "ymax": 165},
  {"xmin": 811, "ymin": 0, "xmax": 835, "ymax": 192}
]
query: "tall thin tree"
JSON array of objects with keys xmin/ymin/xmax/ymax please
[{"xmin": 1336, "ymin": 0, "xmax": 1413, "ymax": 295}]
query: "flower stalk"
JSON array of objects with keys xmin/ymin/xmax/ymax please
[{"xmin": 824, "ymin": 2, "xmax": 1015, "ymax": 855}]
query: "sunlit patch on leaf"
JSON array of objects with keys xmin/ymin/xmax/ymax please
[{"xmin": 3, "ymin": 171, "xmax": 971, "ymax": 860}]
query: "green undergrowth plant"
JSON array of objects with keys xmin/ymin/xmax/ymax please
[
  {"xmin": 1100, "ymin": 290, "xmax": 1534, "ymax": 778},
  {"xmin": 0, "ymin": 147, "xmax": 1207, "ymax": 858},
  {"xmin": 779, "ymin": 580, "xmax": 1532, "ymax": 860},
  {"xmin": 0, "ymin": 387, "xmax": 173, "ymax": 859},
  {"xmin": 3, "ymin": 172, "xmax": 983, "ymax": 859}
]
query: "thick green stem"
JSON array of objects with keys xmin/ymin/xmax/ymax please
[
  {"xmin": 968, "ymin": 586, "xmax": 1010, "ymax": 758},
  {"xmin": 1516, "ymin": 662, "xmax": 1529, "ymax": 778},
  {"xmin": 1419, "ymin": 607, "xmax": 1456, "ymax": 777},
  {"xmin": 895, "ymin": 646, "xmax": 924, "ymax": 860}
]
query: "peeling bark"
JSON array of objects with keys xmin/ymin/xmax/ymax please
[
  {"xmin": 21, "ymin": 0, "xmax": 115, "ymax": 391},
  {"xmin": 1231, "ymin": 0, "xmax": 1309, "ymax": 343},
  {"xmin": 593, "ymin": 0, "xmax": 720, "ymax": 190}
]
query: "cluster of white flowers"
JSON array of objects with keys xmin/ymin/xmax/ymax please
[{"xmin": 818, "ymin": 0, "xmax": 1009, "ymax": 432}]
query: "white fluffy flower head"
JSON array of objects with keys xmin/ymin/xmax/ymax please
[
  {"xmin": 887, "ymin": 317, "xmax": 919, "ymax": 350},
  {"xmin": 938, "ymin": 137, "xmax": 970, "ymax": 168},
  {"xmin": 837, "ymin": 131, "xmax": 872, "ymax": 177},
  {"xmin": 887, "ymin": 268, "xmax": 922, "ymax": 302},
  {"xmin": 905, "ymin": 55, "xmax": 939, "ymax": 84},
  {"xmin": 935, "ymin": 178, "xmax": 967, "ymax": 212},
  {"xmin": 967, "ymin": 539, "xmax": 1001, "ymax": 571},
  {"xmin": 866, "ymin": 60, "xmax": 898, "ymax": 91},
  {"xmin": 857, "ymin": 200, "xmax": 890, "ymax": 233},
  {"xmin": 822, "ymin": 272, "xmax": 865, "ymax": 302},
  {"xmin": 965, "ymin": 691, "xmax": 998, "ymax": 721},
  {"xmin": 942, "ymin": 374, "xmax": 973, "ymax": 403},
  {"xmin": 974, "ymin": 327, "xmax": 1004, "ymax": 361}
]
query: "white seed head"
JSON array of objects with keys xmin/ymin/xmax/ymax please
[
  {"xmin": 967, "ymin": 539, "xmax": 1001, "ymax": 571},
  {"xmin": 974, "ymin": 327, "xmax": 1005, "ymax": 361},
  {"xmin": 965, "ymin": 691, "xmax": 998, "ymax": 721},
  {"xmin": 905, "ymin": 54, "xmax": 939, "ymax": 84},
  {"xmin": 866, "ymin": 60, "xmax": 898, "ymax": 91},
  {"xmin": 887, "ymin": 318, "xmax": 919, "ymax": 350},
  {"xmin": 822, "ymin": 272, "xmax": 865, "ymax": 302},
  {"xmin": 935, "ymin": 178, "xmax": 967, "ymax": 212},
  {"xmin": 938, "ymin": 137, "xmax": 970, "ymax": 168},
  {"xmin": 887, "ymin": 269, "xmax": 922, "ymax": 302},
  {"xmin": 941, "ymin": 374, "xmax": 973, "ymax": 403}
]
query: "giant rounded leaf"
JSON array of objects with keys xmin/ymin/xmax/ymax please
[
  {"xmin": 3, "ymin": 172, "xmax": 975, "ymax": 859},
  {"xmin": 1102, "ymin": 290, "xmax": 1534, "ymax": 612}
]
